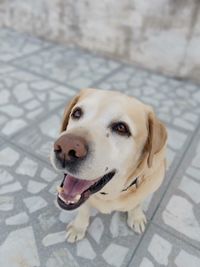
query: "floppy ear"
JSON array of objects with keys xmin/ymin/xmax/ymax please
[
  {"xmin": 145, "ymin": 112, "xmax": 167, "ymax": 168},
  {"xmin": 60, "ymin": 94, "xmax": 80, "ymax": 133}
]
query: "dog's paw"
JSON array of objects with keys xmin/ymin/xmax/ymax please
[
  {"xmin": 127, "ymin": 209, "xmax": 147, "ymax": 234},
  {"xmin": 66, "ymin": 222, "xmax": 86, "ymax": 243}
]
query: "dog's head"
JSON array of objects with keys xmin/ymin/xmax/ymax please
[{"xmin": 50, "ymin": 89, "xmax": 167, "ymax": 210}]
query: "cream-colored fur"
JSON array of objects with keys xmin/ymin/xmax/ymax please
[{"xmin": 51, "ymin": 88, "xmax": 167, "ymax": 243}]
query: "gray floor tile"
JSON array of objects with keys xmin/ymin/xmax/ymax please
[
  {"xmin": 0, "ymin": 63, "xmax": 75, "ymax": 137},
  {"xmin": 153, "ymin": 126, "xmax": 200, "ymax": 249},
  {"xmin": 98, "ymin": 66, "xmax": 200, "ymax": 130},
  {"xmin": 15, "ymin": 108, "xmax": 63, "ymax": 160},
  {"xmin": 0, "ymin": 28, "xmax": 50, "ymax": 62},
  {"xmin": 13, "ymin": 46, "xmax": 120, "ymax": 88},
  {"xmin": 0, "ymin": 137, "xmax": 4, "ymax": 146},
  {"xmin": 129, "ymin": 224, "xmax": 200, "ymax": 267},
  {"xmin": 0, "ymin": 144, "xmax": 142, "ymax": 267}
]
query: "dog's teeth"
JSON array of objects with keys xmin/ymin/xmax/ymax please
[
  {"xmin": 59, "ymin": 195, "xmax": 67, "ymax": 203},
  {"xmin": 58, "ymin": 192, "xmax": 81, "ymax": 205},
  {"xmin": 75, "ymin": 194, "xmax": 81, "ymax": 201},
  {"xmin": 67, "ymin": 200, "xmax": 75, "ymax": 204},
  {"xmin": 57, "ymin": 186, "xmax": 64, "ymax": 193},
  {"xmin": 66, "ymin": 195, "xmax": 81, "ymax": 205}
]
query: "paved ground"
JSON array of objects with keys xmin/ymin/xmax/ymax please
[{"xmin": 0, "ymin": 28, "xmax": 200, "ymax": 267}]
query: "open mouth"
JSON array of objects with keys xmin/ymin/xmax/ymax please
[{"xmin": 57, "ymin": 170, "xmax": 116, "ymax": 210}]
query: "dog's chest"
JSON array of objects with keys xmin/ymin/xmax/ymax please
[
  {"xmin": 88, "ymin": 192, "xmax": 131, "ymax": 214},
  {"xmin": 89, "ymin": 197, "xmax": 117, "ymax": 214}
]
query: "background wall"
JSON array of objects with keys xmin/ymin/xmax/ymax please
[{"xmin": 0, "ymin": 0, "xmax": 200, "ymax": 84}]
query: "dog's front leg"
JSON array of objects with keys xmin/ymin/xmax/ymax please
[
  {"xmin": 127, "ymin": 204, "xmax": 147, "ymax": 234},
  {"xmin": 66, "ymin": 203, "xmax": 90, "ymax": 243}
]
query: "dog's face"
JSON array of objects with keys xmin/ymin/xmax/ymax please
[{"xmin": 51, "ymin": 89, "xmax": 167, "ymax": 210}]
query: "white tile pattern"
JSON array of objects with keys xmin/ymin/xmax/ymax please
[
  {"xmin": 0, "ymin": 65, "xmax": 73, "ymax": 137},
  {"xmin": 13, "ymin": 46, "xmax": 120, "ymax": 88}
]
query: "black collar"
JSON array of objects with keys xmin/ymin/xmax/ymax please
[{"xmin": 100, "ymin": 176, "xmax": 139, "ymax": 195}]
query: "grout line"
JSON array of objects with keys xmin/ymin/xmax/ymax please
[
  {"xmin": 126, "ymin": 221, "xmax": 152, "ymax": 266},
  {"xmin": 7, "ymin": 45, "xmax": 53, "ymax": 63},
  {"xmin": 152, "ymin": 221, "xmax": 200, "ymax": 252},
  {"xmin": 0, "ymin": 135, "xmax": 52, "ymax": 168},
  {"xmin": 8, "ymin": 61, "xmax": 79, "ymax": 91},
  {"xmin": 90, "ymin": 65, "xmax": 124, "ymax": 87}
]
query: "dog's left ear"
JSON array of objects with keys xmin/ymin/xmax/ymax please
[
  {"xmin": 60, "ymin": 93, "xmax": 80, "ymax": 133},
  {"xmin": 145, "ymin": 112, "xmax": 167, "ymax": 168}
]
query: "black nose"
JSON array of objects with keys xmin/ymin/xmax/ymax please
[{"xmin": 54, "ymin": 134, "xmax": 88, "ymax": 167}]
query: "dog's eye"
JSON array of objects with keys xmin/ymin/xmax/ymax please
[
  {"xmin": 71, "ymin": 107, "xmax": 83, "ymax": 120},
  {"xmin": 111, "ymin": 122, "xmax": 131, "ymax": 136}
]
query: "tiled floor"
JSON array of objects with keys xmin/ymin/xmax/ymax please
[{"xmin": 0, "ymin": 28, "xmax": 200, "ymax": 267}]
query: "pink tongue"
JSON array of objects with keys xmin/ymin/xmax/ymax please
[{"xmin": 61, "ymin": 174, "xmax": 99, "ymax": 201}]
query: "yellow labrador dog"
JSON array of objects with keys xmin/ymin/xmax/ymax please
[{"xmin": 51, "ymin": 88, "xmax": 167, "ymax": 243}]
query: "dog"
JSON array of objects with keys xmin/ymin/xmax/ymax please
[{"xmin": 51, "ymin": 88, "xmax": 167, "ymax": 243}]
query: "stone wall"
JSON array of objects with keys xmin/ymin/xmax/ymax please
[{"xmin": 0, "ymin": 0, "xmax": 200, "ymax": 83}]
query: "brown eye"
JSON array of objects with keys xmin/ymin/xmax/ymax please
[
  {"xmin": 71, "ymin": 107, "xmax": 83, "ymax": 119},
  {"xmin": 111, "ymin": 122, "xmax": 131, "ymax": 136}
]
